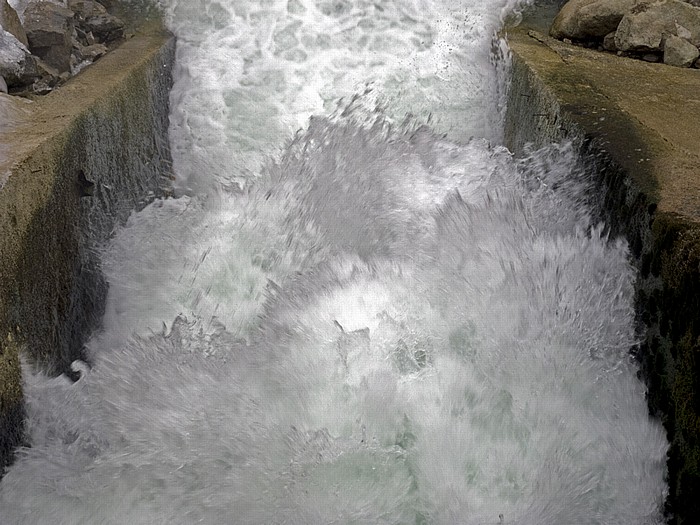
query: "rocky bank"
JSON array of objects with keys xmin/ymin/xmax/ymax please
[
  {"xmin": 550, "ymin": 0, "xmax": 700, "ymax": 67},
  {"xmin": 509, "ymin": 3, "xmax": 700, "ymax": 522},
  {"xmin": 0, "ymin": 0, "xmax": 126, "ymax": 95}
]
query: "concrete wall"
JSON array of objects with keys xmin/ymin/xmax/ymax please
[
  {"xmin": 505, "ymin": 27, "xmax": 700, "ymax": 524},
  {"xmin": 0, "ymin": 28, "xmax": 175, "ymax": 474}
]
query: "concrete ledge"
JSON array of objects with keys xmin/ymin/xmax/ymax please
[
  {"xmin": 0, "ymin": 26, "xmax": 175, "ymax": 473},
  {"xmin": 505, "ymin": 26, "xmax": 700, "ymax": 524}
]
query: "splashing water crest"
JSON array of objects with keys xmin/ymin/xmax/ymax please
[{"xmin": 0, "ymin": 0, "xmax": 668, "ymax": 524}]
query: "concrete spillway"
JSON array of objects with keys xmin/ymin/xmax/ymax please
[
  {"xmin": 0, "ymin": 24, "xmax": 175, "ymax": 473},
  {"xmin": 504, "ymin": 25, "xmax": 700, "ymax": 524},
  {"xmin": 0, "ymin": 5, "xmax": 698, "ymax": 523}
]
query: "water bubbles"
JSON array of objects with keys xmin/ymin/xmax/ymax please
[{"xmin": 0, "ymin": 1, "xmax": 669, "ymax": 523}]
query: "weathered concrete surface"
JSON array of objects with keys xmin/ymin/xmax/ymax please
[
  {"xmin": 505, "ymin": 25, "xmax": 700, "ymax": 524},
  {"xmin": 0, "ymin": 24, "xmax": 174, "ymax": 474}
]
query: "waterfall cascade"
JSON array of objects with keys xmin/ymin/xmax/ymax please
[{"xmin": 0, "ymin": 1, "xmax": 669, "ymax": 523}]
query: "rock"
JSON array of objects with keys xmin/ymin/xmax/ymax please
[
  {"xmin": 663, "ymin": 33, "xmax": 700, "ymax": 66},
  {"xmin": 75, "ymin": 26, "xmax": 96, "ymax": 45},
  {"xmin": 69, "ymin": 0, "xmax": 109, "ymax": 17},
  {"xmin": 30, "ymin": 77, "xmax": 52, "ymax": 94},
  {"xmin": 76, "ymin": 41, "xmax": 106, "ymax": 60},
  {"xmin": 68, "ymin": 0, "xmax": 124, "ymax": 43},
  {"xmin": 642, "ymin": 53, "xmax": 660, "ymax": 62},
  {"xmin": 35, "ymin": 56, "xmax": 60, "ymax": 78},
  {"xmin": 550, "ymin": 0, "xmax": 644, "ymax": 40},
  {"xmin": 81, "ymin": 12, "xmax": 123, "ymax": 42},
  {"xmin": 27, "ymin": 54, "xmax": 68, "ymax": 94},
  {"xmin": 0, "ymin": 29, "xmax": 39, "ymax": 87},
  {"xmin": 616, "ymin": 0, "xmax": 700, "ymax": 52},
  {"xmin": 70, "ymin": 38, "xmax": 107, "ymax": 74},
  {"xmin": 23, "ymin": 1, "xmax": 75, "ymax": 72},
  {"xmin": 1, "ymin": 0, "xmax": 28, "ymax": 47},
  {"xmin": 0, "ymin": 74, "xmax": 7, "ymax": 93},
  {"xmin": 603, "ymin": 31, "xmax": 618, "ymax": 51}
]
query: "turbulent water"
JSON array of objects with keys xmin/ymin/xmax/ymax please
[{"xmin": 0, "ymin": 0, "xmax": 669, "ymax": 524}]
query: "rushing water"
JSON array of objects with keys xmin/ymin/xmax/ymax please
[{"xmin": 0, "ymin": 1, "xmax": 669, "ymax": 523}]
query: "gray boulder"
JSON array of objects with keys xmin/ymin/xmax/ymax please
[
  {"xmin": 550, "ymin": 0, "xmax": 644, "ymax": 40},
  {"xmin": 68, "ymin": 0, "xmax": 123, "ymax": 43},
  {"xmin": 68, "ymin": 0, "xmax": 108, "ymax": 18},
  {"xmin": 23, "ymin": 1, "xmax": 75, "ymax": 72},
  {"xmin": 603, "ymin": 30, "xmax": 618, "ymax": 50},
  {"xmin": 0, "ymin": 29, "xmax": 39, "ymax": 87},
  {"xmin": 80, "ymin": 42, "xmax": 106, "ymax": 58},
  {"xmin": 1, "ymin": 0, "xmax": 28, "ymax": 47},
  {"xmin": 615, "ymin": 0, "xmax": 700, "ymax": 51},
  {"xmin": 73, "ymin": 41, "xmax": 106, "ymax": 63},
  {"xmin": 663, "ymin": 33, "xmax": 700, "ymax": 66}
]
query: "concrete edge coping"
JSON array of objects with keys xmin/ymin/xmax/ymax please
[
  {"xmin": 1, "ymin": 24, "xmax": 174, "ymax": 182},
  {"xmin": 505, "ymin": 26, "xmax": 700, "ymax": 221}
]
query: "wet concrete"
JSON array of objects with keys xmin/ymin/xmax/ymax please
[
  {"xmin": 0, "ymin": 23, "xmax": 174, "ymax": 474},
  {"xmin": 505, "ymin": 21, "xmax": 700, "ymax": 525}
]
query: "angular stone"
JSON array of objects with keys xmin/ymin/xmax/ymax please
[
  {"xmin": 663, "ymin": 33, "xmax": 700, "ymax": 66},
  {"xmin": 68, "ymin": 0, "xmax": 124, "ymax": 43},
  {"xmin": 550, "ymin": 0, "xmax": 644, "ymax": 40},
  {"xmin": 35, "ymin": 55, "xmax": 60, "ymax": 78},
  {"xmin": 77, "ymin": 42, "xmax": 107, "ymax": 61},
  {"xmin": 33, "ymin": 56, "xmax": 62, "ymax": 92},
  {"xmin": 0, "ymin": 29, "xmax": 39, "ymax": 87},
  {"xmin": 603, "ymin": 31, "xmax": 618, "ymax": 51},
  {"xmin": 616, "ymin": 0, "xmax": 700, "ymax": 51},
  {"xmin": 82, "ymin": 12, "xmax": 123, "ymax": 42},
  {"xmin": 23, "ymin": 1, "xmax": 75, "ymax": 72},
  {"xmin": 69, "ymin": 0, "xmax": 109, "ymax": 17},
  {"xmin": 1, "ymin": 0, "xmax": 28, "ymax": 47},
  {"xmin": 23, "ymin": 2, "xmax": 74, "ymax": 48}
]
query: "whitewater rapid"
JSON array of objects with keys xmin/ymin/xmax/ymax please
[{"xmin": 0, "ymin": 1, "xmax": 668, "ymax": 524}]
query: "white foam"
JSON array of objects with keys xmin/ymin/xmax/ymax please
[
  {"xmin": 161, "ymin": 0, "xmax": 529, "ymax": 193},
  {"xmin": 0, "ymin": 1, "xmax": 668, "ymax": 524}
]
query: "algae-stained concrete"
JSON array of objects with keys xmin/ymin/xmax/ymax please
[
  {"xmin": 505, "ymin": 26, "xmax": 700, "ymax": 524},
  {"xmin": 0, "ymin": 26, "xmax": 174, "ymax": 474}
]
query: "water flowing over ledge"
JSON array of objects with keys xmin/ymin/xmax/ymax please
[
  {"xmin": 0, "ymin": 0, "xmax": 693, "ymax": 523},
  {"xmin": 0, "ymin": 24, "xmax": 175, "ymax": 472},
  {"xmin": 504, "ymin": 20, "xmax": 700, "ymax": 524}
]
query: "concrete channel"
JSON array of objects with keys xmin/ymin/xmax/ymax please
[
  {"xmin": 0, "ymin": 23, "xmax": 175, "ymax": 473},
  {"xmin": 505, "ymin": 13, "xmax": 700, "ymax": 524},
  {"xmin": 1, "ymin": 4, "xmax": 699, "ymax": 523}
]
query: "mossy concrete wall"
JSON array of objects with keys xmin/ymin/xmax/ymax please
[
  {"xmin": 505, "ymin": 26, "xmax": 700, "ymax": 524},
  {"xmin": 0, "ymin": 27, "xmax": 175, "ymax": 474}
]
